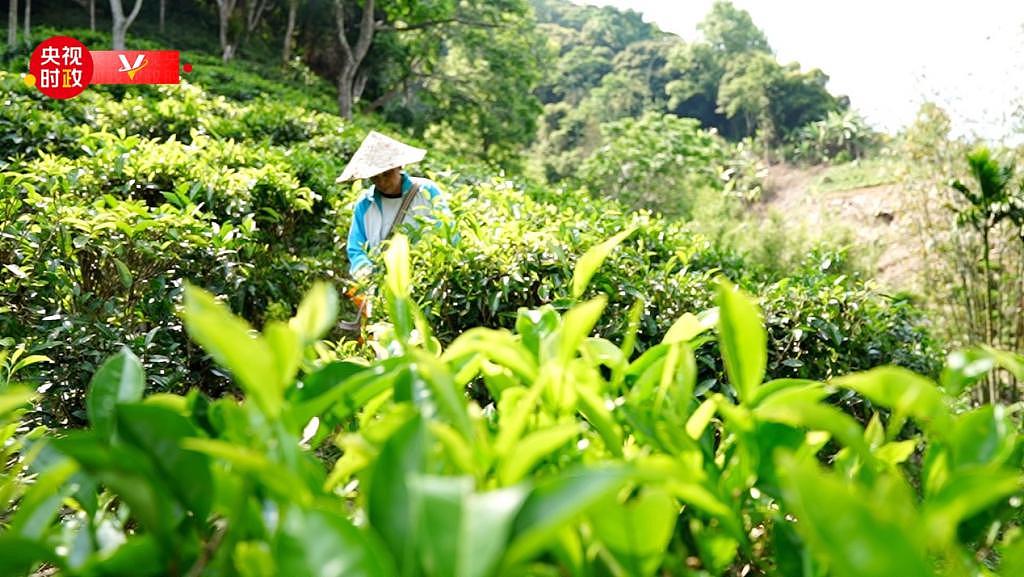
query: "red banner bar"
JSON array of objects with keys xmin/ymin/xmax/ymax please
[{"xmin": 90, "ymin": 50, "xmax": 180, "ymax": 85}]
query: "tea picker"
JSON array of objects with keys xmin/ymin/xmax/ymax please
[{"xmin": 335, "ymin": 131, "xmax": 450, "ymax": 335}]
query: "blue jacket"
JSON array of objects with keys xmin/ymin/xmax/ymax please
[{"xmin": 347, "ymin": 172, "xmax": 447, "ymax": 275}]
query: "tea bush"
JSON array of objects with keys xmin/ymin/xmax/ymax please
[
  {"xmin": 399, "ymin": 180, "xmax": 939, "ymax": 393},
  {"xmin": 0, "ymin": 67, "xmax": 360, "ymax": 425},
  {"xmin": 0, "ymin": 239, "xmax": 1019, "ymax": 577},
  {"xmin": 1, "ymin": 48, "xmax": 936, "ymax": 429}
]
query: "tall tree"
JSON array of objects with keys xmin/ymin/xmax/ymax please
[
  {"xmin": 23, "ymin": 0, "xmax": 30, "ymax": 43},
  {"xmin": 698, "ymin": 0, "xmax": 771, "ymax": 55},
  {"xmin": 332, "ymin": 0, "xmax": 375, "ymax": 119},
  {"xmin": 418, "ymin": 12, "xmax": 544, "ymax": 166},
  {"xmin": 716, "ymin": 51, "xmax": 781, "ymax": 140},
  {"xmin": 245, "ymin": 0, "xmax": 271, "ymax": 36},
  {"xmin": 109, "ymin": 0, "xmax": 143, "ymax": 50},
  {"xmin": 7, "ymin": 0, "xmax": 16, "ymax": 48},
  {"xmin": 213, "ymin": 0, "xmax": 271, "ymax": 62},
  {"xmin": 282, "ymin": 0, "xmax": 302, "ymax": 63},
  {"xmin": 215, "ymin": 0, "xmax": 239, "ymax": 61}
]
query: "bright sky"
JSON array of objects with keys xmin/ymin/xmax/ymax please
[{"xmin": 579, "ymin": 0, "xmax": 1024, "ymax": 143}]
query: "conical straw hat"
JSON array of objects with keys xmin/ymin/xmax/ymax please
[{"xmin": 336, "ymin": 131, "xmax": 427, "ymax": 183}]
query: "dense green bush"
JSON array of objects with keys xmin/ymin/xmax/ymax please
[
  {"xmin": 785, "ymin": 109, "xmax": 880, "ymax": 164},
  {"xmin": 0, "ymin": 68, "xmax": 360, "ymax": 425},
  {"xmin": 391, "ymin": 179, "xmax": 939, "ymax": 393},
  {"xmin": 0, "ymin": 245, "xmax": 1019, "ymax": 577},
  {"xmin": 1, "ymin": 50, "xmax": 934, "ymax": 429},
  {"xmin": 577, "ymin": 112, "xmax": 731, "ymax": 218}
]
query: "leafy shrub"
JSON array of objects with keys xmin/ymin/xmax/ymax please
[
  {"xmin": 0, "ymin": 66, "xmax": 362, "ymax": 423},
  {"xmin": 786, "ymin": 109, "xmax": 880, "ymax": 164},
  {"xmin": 0, "ymin": 72, "xmax": 92, "ymax": 163},
  {"xmin": 578, "ymin": 112, "xmax": 732, "ymax": 218},
  {"xmin": 387, "ymin": 179, "xmax": 939, "ymax": 392},
  {"xmin": 0, "ymin": 242, "xmax": 1019, "ymax": 577},
  {"xmin": 0, "ymin": 37, "xmax": 931, "ymax": 441}
]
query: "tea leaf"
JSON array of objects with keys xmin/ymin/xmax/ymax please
[
  {"xmin": 778, "ymin": 453, "xmax": 932, "ymax": 577},
  {"xmin": 589, "ymin": 489, "xmax": 677, "ymax": 577},
  {"xmin": 505, "ymin": 465, "xmax": 629, "ymax": 567},
  {"xmin": 86, "ymin": 348, "xmax": 145, "ymax": 440},
  {"xmin": 572, "ymin": 226, "xmax": 636, "ymax": 300},
  {"xmin": 116, "ymin": 403, "xmax": 214, "ymax": 522},
  {"xmin": 289, "ymin": 281, "xmax": 339, "ymax": 345},
  {"xmin": 182, "ymin": 285, "xmax": 280, "ymax": 416},
  {"xmin": 716, "ymin": 279, "xmax": 767, "ymax": 405},
  {"xmin": 276, "ymin": 507, "xmax": 396, "ymax": 577},
  {"xmin": 499, "ymin": 423, "xmax": 580, "ymax": 485},
  {"xmin": 833, "ymin": 367, "xmax": 952, "ymax": 439}
]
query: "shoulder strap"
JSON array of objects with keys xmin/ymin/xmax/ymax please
[{"xmin": 383, "ymin": 182, "xmax": 421, "ymax": 241}]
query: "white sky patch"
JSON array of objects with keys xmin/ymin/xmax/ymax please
[{"xmin": 576, "ymin": 0, "xmax": 1024, "ymax": 143}]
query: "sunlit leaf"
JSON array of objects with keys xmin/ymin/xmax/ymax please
[
  {"xmin": 572, "ymin": 226, "xmax": 636, "ymax": 300},
  {"xmin": 940, "ymin": 349, "xmax": 995, "ymax": 396},
  {"xmin": 182, "ymin": 285, "xmax": 280, "ymax": 416},
  {"xmin": 498, "ymin": 423, "xmax": 580, "ymax": 485},
  {"xmin": 505, "ymin": 465, "xmax": 629, "ymax": 567},
  {"xmin": 558, "ymin": 296, "xmax": 608, "ymax": 365},
  {"xmin": 716, "ymin": 279, "xmax": 766, "ymax": 405},
  {"xmin": 289, "ymin": 281, "xmax": 339, "ymax": 345},
  {"xmin": 777, "ymin": 453, "xmax": 932, "ymax": 577},
  {"xmin": 832, "ymin": 367, "xmax": 952, "ymax": 439},
  {"xmin": 590, "ymin": 489, "xmax": 677, "ymax": 577},
  {"xmin": 384, "ymin": 234, "xmax": 411, "ymax": 300},
  {"xmin": 275, "ymin": 507, "xmax": 395, "ymax": 577}
]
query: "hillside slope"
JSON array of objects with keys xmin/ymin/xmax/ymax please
[{"xmin": 760, "ymin": 163, "xmax": 920, "ymax": 291}]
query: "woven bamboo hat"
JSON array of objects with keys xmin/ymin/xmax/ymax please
[{"xmin": 336, "ymin": 131, "xmax": 427, "ymax": 183}]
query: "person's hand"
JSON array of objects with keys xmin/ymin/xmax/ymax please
[{"xmin": 353, "ymin": 265, "xmax": 374, "ymax": 280}]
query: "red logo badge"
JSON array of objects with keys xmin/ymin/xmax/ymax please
[
  {"xmin": 27, "ymin": 36, "xmax": 94, "ymax": 99},
  {"xmin": 90, "ymin": 50, "xmax": 181, "ymax": 85},
  {"xmin": 25, "ymin": 36, "xmax": 189, "ymax": 98}
]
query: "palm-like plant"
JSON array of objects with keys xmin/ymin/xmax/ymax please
[{"xmin": 949, "ymin": 147, "xmax": 1022, "ymax": 402}]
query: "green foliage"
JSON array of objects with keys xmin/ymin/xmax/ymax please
[
  {"xmin": 951, "ymin": 147, "xmax": 1021, "ymax": 232},
  {"xmin": 0, "ymin": 65, "xmax": 365, "ymax": 425},
  {"xmin": 577, "ymin": 112, "xmax": 732, "ymax": 217},
  {"xmin": 664, "ymin": 2, "xmax": 844, "ymax": 143},
  {"xmin": 944, "ymin": 147, "xmax": 1024, "ymax": 403},
  {"xmin": 531, "ymin": 0, "xmax": 845, "ymax": 189},
  {"xmin": 697, "ymin": 0, "xmax": 772, "ymax": 55},
  {"xmin": 391, "ymin": 179, "xmax": 938, "ymax": 394},
  {"xmin": 0, "ymin": 245, "xmax": 1017, "ymax": 576},
  {"xmin": 0, "ymin": 31, "xmax": 932, "ymax": 439},
  {"xmin": 788, "ymin": 110, "xmax": 880, "ymax": 164},
  {"xmin": 418, "ymin": 13, "xmax": 546, "ymax": 169}
]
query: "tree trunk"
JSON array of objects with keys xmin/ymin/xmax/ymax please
[
  {"xmin": 246, "ymin": 0, "xmax": 270, "ymax": 33},
  {"xmin": 159, "ymin": 0, "xmax": 165, "ymax": 33},
  {"xmin": 982, "ymin": 224, "xmax": 996, "ymax": 403},
  {"xmin": 337, "ymin": 67, "xmax": 356, "ymax": 119},
  {"xmin": 109, "ymin": 0, "xmax": 144, "ymax": 50},
  {"xmin": 8, "ymin": 0, "xmax": 17, "ymax": 48},
  {"xmin": 282, "ymin": 0, "xmax": 298, "ymax": 64},
  {"xmin": 333, "ymin": 0, "xmax": 375, "ymax": 119},
  {"xmin": 217, "ymin": 0, "xmax": 238, "ymax": 62},
  {"xmin": 23, "ymin": 0, "xmax": 30, "ymax": 43},
  {"xmin": 90, "ymin": 0, "xmax": 95, "ymax": 31},
  {"xmin": 353, "ymin": 70, "xmax": 368, "ymax": 100}
]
